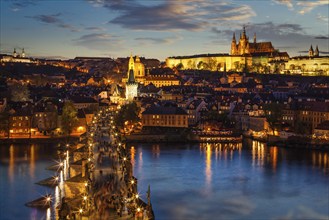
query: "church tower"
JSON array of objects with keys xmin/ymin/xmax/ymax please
[
  {"xmin": 134, "ymin": 55, "xmax": 145, "ymax": 77},
  {"xmin": 238, "ymin": 26, "xmax": 249, "ymax": 55},
  {"xmin": 314, "ymin": 45, "xmax": 319, "ymax": 57},
  {"xmin": 231, "ymin": 33, "xmax": 238, "ymax": 55},
  {"xmin": 21, "ymin": 48, "xmax": 25, "ymax": 58},
  {"xmin": 13, "ymin": 48, "xmax": 17, "ymax": 58},
  {"xmin": 309, "ymin": 45, "xmax": 314, "ymax": 57},
  {"xmin": 125, "ymin": 54, "xmax": 138, "ymax": 101}
]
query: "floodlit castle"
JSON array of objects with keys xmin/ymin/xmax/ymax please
[
  {"xmin": 284, "ymin": 45, "xmax": 329, "ymax": 75},
  {"xmin": 231, "ymin": 27, "xmax": 275, "ymax": 55},
  {"xmin": 166, "ymin": 27, "xmax": 289, "ymax": 72}
]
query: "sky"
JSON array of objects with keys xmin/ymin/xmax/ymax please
[{"xmin": 1, "ymin": 0, "xmax": 328, "ymax": 61}]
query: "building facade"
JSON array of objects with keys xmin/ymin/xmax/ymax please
[{"xmin": 142, "ymin": 104, "xmax": 188, "ymax": 128}]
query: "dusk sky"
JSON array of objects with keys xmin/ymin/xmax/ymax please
[{"xmin": 1, "ymin": 0, "xmax": 328, "ymax": 61}]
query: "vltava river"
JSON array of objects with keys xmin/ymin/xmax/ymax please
[
  {"xmin": 130, "ymin": 141, "xmax": 329, "ymax": 220},
  {"xmin": 0, "ymin": 140, "xmax": 328, "ymax": 219},
  {"xmin": 0, "ymin": 143, "xmax": 57, "ymax": 220}
]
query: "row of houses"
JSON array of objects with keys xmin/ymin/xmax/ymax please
[{"xmin": 0, "ymin": 97, "xmax": 104, "ymax": 138}]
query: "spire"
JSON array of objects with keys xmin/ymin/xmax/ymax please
[
  {"xmin": 13, "ymin": 48, "xmax": 17, "ymax": 57},
  {"xmin": 315, "ymin": 45, "xmax": 319, "ymax": 56},
  {"xmin": 242, "ymin": 26, "xmax": 246, "ymax": 39},
  {"xmin": 232, "ymin": 32, "xmax": 236, "ymax": 42},
  {"xmin": 128, "ymin": 54, "xmax": 135, "ymax": 72},
  {"xmin": 253, "ymin": 33, "xmax": 256, "ymax": 43},
  {"xmin": 309, "ymin": 45, "xmax": 314, "ymax": 57},
  {"xmin": 127, "ymin": 69, "xmax": 135, "ymax": 83},
  {"xmin": 135, "ymin": 55, "xmax": 140, "ymax": 62},
  {"xmin": 22, "ymin": 48, "xmax": 25, "ymax": 58}
]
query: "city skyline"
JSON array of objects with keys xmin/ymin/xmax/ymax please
[{"xmin": 1, "ymin": 0, "xmax": 328, "ymax": 61}]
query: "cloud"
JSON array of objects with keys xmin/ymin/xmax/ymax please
[
  {"xmin": 135, "ymin": 36, "xmax": 183, "ymax": 45},
  {"xmin": 26, "ymin": 13, "xmax": 79, "ymax": 32},
  {"xmin": 242, "ymin": 22, "xmax": 304, "ymax": 36},
  {"xmin": 211, "ymin": 27, "xmax": 222, "ymax": 34},
  {"xmin": 297, "ymin": 0, "xmax": 328, "ymax": 14},
  {"xmin": 10, "ymin": 0, "xmax": 38, "ymax": 12},
  {"xmin": 27, "ymin": 13, "xmax": 62, "ymax": 24},
  {"xmin": 272, "ymin": 0, "xmax": 294, "ymax": 9},
  {"xmin": 272, "ymin": 0, "xmax": 328, "ymax": 14},
  {"xmin": 85, "ymin": 26, "xmax": 106, "ymax": 31},
  {"xmin": 315, "ymin": 36, "xmax": 329, "ymax": 40},
  {"xmin": 73, "ymin": 33, "xmax": 124, "ymax": 51},
  {"xmin": 88, "ymin": 0, "xmax": 256, "ymax": 31},
  {"xmin": 317, "ymin": 14, "xmax": 329, "ymax": 22}
]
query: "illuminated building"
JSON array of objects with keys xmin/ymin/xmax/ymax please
[
  {"xmin": 125, "ymin": 55, "xmax": 138, "ymax": 101},
  {"xmin": 166, "ymin": 27, "xmax": 289, "ymax": 72},
  {"xmin": 142, "ymin": 103, "xmax": 188, "ymax": 128}
]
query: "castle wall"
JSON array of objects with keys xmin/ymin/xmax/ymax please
[
  {"xmin": 284, "ymin": 57, "xmax": 329, "ymax": 75},
  {"xmin": 166, "ymin": 55, "xmax": 252, "ymax": 72}
]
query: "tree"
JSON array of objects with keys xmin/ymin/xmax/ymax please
[
  {"xmin": 0, "ymin": 112, "xmax": 9, "ymax": 138},
  {"xmin": 61, "ymin": 101, "xmax": 78, "ymax": 136},
  {"xmin": 208, "ymin": 58, "xmax": 217, "ymax": 71},
  {"xmin": 176, "ymin": 63, "xmax": 184, "ymax": 70},
  {"xmin": 9, "ymin": 83, "xmax": 30, "ymax": 102},
  {"xmin": 197, "ymin": 61, "xmax": 204, "ymax": 70},
  {"xmin": 264, "ymin": 103, "xmax": 283, "ymax": 135},
  {"xmin": 114, "ymin": 102, "xmax": 140, "ymax": 128}
]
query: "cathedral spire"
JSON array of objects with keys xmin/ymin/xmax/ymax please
[
  {"xmin": 253, "ymin": 33, "xmax": 256, "ymax": 43},
  {"xmin": 242, "ymin": 26, "xmax": 246, "ymax": 39},
  {"xmin": 128, "ymin": 54, "xmax": 135, "ymax": 72},
  {"xmin": 22, "ymin": 48, "xmax": 25, "ymax": 58},
  {"xmin": 309, "ymin": 45, "xmax": 314, "ymax": 57},
  {"xmin": 232, "ymin": 32, "xmax": 236, "ymax": 42},
  {"xmin": 314, "ymin": 45, "xmax": 319, "ymax": 56}
]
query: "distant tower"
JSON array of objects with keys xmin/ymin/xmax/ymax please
[
  {"xmin": 253, "ymin": 33, "xmax": 256, "ymax": 43},
  {"xmin": 125, "ymin": 54, "xmax": 138, "ymax": 101},
  {"xmin": 231, "ymin": 32, "xmax": 238, "ymax": 55},
  {"xmin": 21, "ymin": 48, "xmax": 25, "ymax": 58},
  {"xmin": 238, "ymin": 26, "xmax": 248, "ymax": 55},
  {"xmin": 13, "ymin": 48, "xmax": 17, "ymax": 57},
  {"xmin": 308, "ymin": 45, "xmax": 314, "ymax": 57},
  {"xmin": 134, "ymin": 55, "xmax": 145, "ymax": 77},
  {"xmin": 314, "ymin": 45, "xmax": 319, "ymax": 57}
]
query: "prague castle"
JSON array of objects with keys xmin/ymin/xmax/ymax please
[
  {"xmin": 230, "ymin": 27, "xmax": 275, "ymax": 55},
  {"xmin": 166, "ymin": 27, "xmax": 328, "ymax": 75},
  {"xmin": 166, "ymin": 27, "xmax": 289, "ymax": 72}
]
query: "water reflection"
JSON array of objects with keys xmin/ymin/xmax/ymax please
[
  {"xmin": 152, "ymin": 144, "xmax": 160, "ymax": 158},
  {"xmin": 9, "ymin": 144, "xmax": 14, "ymax": 183},
  {"xmin": 130, "ymin": 146, "xmax": 136, "ymax": 169},
  {"xmin": 30, "ymin": 144, "xmax": 35, "ymax": 178},
  {"xmin": 312, "ymin": 151, "xmax": 329, "ymax": 172},
  {"xmin": 205, "ymin": 144, "xmax": 212, "ymax": 192},
  {"xmin": 269, "ymin": 146, "xmax": 278, "ymax": 171},
  {"xmin": 138, "ymin": 148, "xmax": 143, "ymax": 173},
  {"xmin": 252, "ymin": 140, "xmax": 265, "ymax": 167}
]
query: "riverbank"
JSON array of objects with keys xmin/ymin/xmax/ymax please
[
  {"xmin": 0, "ymin": 136, "xmax": 80, "ymax": 144},
  {"xmin": 243, "ymin": 134, "xmax": 329, "ymax": 151}
]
